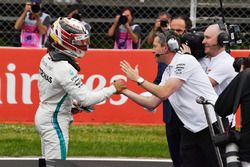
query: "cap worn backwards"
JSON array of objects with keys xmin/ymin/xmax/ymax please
[{"xmin": 30, "ymin": 0, "xmax": 41, "ymax": 4}]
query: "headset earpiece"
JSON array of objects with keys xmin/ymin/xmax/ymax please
[
  {"xmin": 217, "ymin": 32, "xmax": 230, "ymax": 47},
  {"xmin": 217, "ymin": 23, "xmax": 230, "ymax": 47},
  {"xmin": 167, "ymin": 37, "xmax": 180, "ymax": 52},
  {"xmin": 163, "ymin": 30, "xmax": 180, "ymax": 52}
]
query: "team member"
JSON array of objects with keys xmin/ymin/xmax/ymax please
[
  {"xmin": 149, "ymin": 15, "xmax": 192, "ymax": 167},
  {"xmin": 200, "ymin": 24, "xmax": 237, "ymax": 127},
  {"xmin": 120, "ymin": 30, "xmax": 220, "ymax": 167},
  {"xmin": 35, "ymin": 17, "xmax": 126, "ymax": 160}
]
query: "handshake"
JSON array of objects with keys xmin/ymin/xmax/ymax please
[
  {"xmin": 113, "ymin": 79, "xmax": 127, "ymax": 94},
  {"xmin": 71, "ymin": 79, "xmax": 127, "ymax": 115}
]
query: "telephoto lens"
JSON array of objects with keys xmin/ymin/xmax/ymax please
[{"xmin": 225, "ymin": 143, "xmax": 242, "ymax": 167}]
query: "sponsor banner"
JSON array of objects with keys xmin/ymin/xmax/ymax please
[
  {"xmin": 0, "ymin": 47, "xmax": 161, "ymax": 124},
  {"xmin": 0, "ymin": 47, "xmax": 249, "ymax": 125}
]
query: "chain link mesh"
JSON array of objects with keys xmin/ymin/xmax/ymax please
[{"xmin": 0, "ymin": 0, "xmax": 249, "ymax": 48}]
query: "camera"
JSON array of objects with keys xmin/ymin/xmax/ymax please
[
  {"xmin": 212, "ymin": 129, "xmax": 242, "ymax": 167},
  {"xmin": 119, "ymin": 15, "xmax": 128, "ymax": 25},
  {"xmin": 180, "ymin": 31, "xmax": 205, "ymax": 60},
  {"xmin": 160, "ymin": 20, "xmax": 168, "ymax": 27},
  {"xmin": 212, "ymin": 129, "xmax": 240, "ymax": 147},
  {"xmin": 233, "ymin": 56, "xmax": 250, "ymax": 72},
  {"xmin": 228, "ymin": 24, "xmax": 242, "ymax": 46},
  {"xmin": 31, "ymin": 3, "xmax": 40, "ymax": 13}
]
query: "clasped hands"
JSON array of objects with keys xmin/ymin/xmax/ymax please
[{"xmin": 113, "ymin": 79, "xmax": 127, "ymax": 94}]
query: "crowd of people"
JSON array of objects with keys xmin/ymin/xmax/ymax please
[{"xmin": 14, "ymin": 0, "xmax": 250, "ymax": 167}]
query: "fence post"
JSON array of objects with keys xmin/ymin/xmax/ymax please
[{"xmin": 190, "ymin": 0, "xmax": 197, "ymax": 28}]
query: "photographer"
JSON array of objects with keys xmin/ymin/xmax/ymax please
[
  {"xmin": 215, "ymin": 56, "xmax": 250, "ymax": 167},
  {"xmin": 147, "ymin": 11, "xmax": 171, "ymax": 45},
  {"xmin": 14, "ymin": 0, "xmax": 51, "ymax": 48},
  {"xmin": 107, "ymin": 7, "xmax": 141, "ymax": 49}
]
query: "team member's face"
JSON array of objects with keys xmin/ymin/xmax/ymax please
[
  {"xmin": 122, "ymin": 9, "xmax": 133, "ymax": 24},
  {"xmin": 152, "ymin": 36, "xmax": 166, "ymax": 63},
  {"xmin": 170, "ymin": 18, "xmax": 186, "ymax": 35},
  {"xmin": 202, "ymin": 25, "xmax": 220, "ymax": 57}
]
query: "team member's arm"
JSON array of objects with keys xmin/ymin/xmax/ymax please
[
  {"xmin": 120, "ymin": 60, "xmax": 183, "ymax": 101},
  {"xmin": 208, "ymin": 62, "xmax": 236, "ymax": 87},
  {"xmin": 122, "ymin": 88, "xmax": 161, "ymax": 110}
]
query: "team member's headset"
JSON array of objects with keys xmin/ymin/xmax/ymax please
[
  {"xmin": 155, "ymin": 30, "xmax": 180, "ymax": 57},
  {"xmin": 217, "ymin": 22, "xmax": 230, "ymax": 47},
  {"xmin": 204, "ymin": 23, "xmax": 230, "ymax": 53}
]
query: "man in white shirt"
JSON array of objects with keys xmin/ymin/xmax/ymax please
[
  {"xmin": 200, "ymin": 24, "xmax": 237, "ymax": 126},
  {"xmin": 120, "ymin": 30, "xmax": 220, "ymax": 167}
]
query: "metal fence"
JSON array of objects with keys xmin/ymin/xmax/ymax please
[{"xmin": 0, "ymin": 0, "xmax": 250, "ymax": 49}]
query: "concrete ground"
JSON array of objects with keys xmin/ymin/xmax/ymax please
[{"xmin": 0, "ymin": 157, "xmax": 173, "ymax": 167}]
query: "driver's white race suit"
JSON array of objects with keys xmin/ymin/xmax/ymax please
[{"xmin": 35, "ymin": 53, "xmax": 116, "ymax": 160}]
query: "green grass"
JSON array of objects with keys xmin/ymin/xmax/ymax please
[{"xmin": 0, "ymin": 124, "xmax": 169, "ymax": 158}]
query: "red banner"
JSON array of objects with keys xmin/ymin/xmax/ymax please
[
  {"xmin": 0, "ymin": 48, "xmax": 249, "ymax": 125},
  {"xmin": 0, "ymin": 47, "xmax": 161, "ymax": 124}
]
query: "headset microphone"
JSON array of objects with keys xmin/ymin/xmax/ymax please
[{"xmin": 155, "ymin": 53, "xmax": 164, "ymax": 57}]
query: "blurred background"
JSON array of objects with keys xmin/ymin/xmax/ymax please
[{"xmin": 0, "ymin": 0, "xmax": 249, "ymax": 49}]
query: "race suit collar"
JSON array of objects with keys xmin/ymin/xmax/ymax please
[{"xmin": 49, "ymin": 50, "xmax": 81, "ymax": 72}]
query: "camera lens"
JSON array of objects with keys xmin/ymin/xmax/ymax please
[
  {"xmin": 160, "ymin": 20, "xmax": 168, "ymax": 27},
  {"xmin": 119, "ymin": 15, "xmax": 128, "ymax": 25}
]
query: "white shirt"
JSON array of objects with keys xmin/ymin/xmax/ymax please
[
  {"xmin": 199, "ymin": 51, "xmax": 237, "ymax": 126},
  {"xmin": 199, "ymin": 51, "xmax": 237, "ymax": 95},
  {"xmin": 160, "ymin": 53, "xmax": 218, "ymax": 133}
]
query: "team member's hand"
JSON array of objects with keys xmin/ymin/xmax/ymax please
[
  {"xmin": 113, "ymin": 79, "xmax": 127, "ymax": 94},
  {"xmin": 120, "ymin": 60, "xmax": 140, "ymax": 82},
  {"xmin": 180, "ymin": 44, "xmax": 191, "ymax": 54}
]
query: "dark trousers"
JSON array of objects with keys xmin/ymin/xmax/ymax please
[
  {"xmin": 165, "ymin": 111, "xmax": 183, "ymax": 167},
  {"xmin": 180, "ymin": 125, "xmax": 220, "ymax": 167}
]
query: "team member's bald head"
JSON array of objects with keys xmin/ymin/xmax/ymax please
[{"xmin": 202, "ymin": 24, "xmax": 225, "ymax": 57}]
